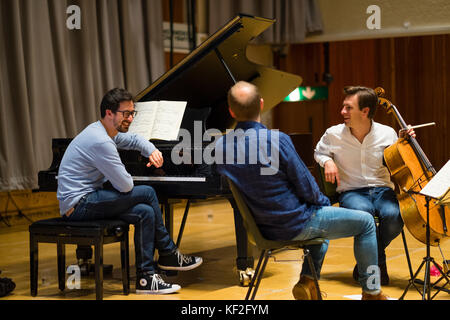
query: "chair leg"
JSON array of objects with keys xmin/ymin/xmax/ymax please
[
  {"xmin": 120, "ymin": 232, "xmax": 130, "ymax": 295},
  {"xmin": 250, "ymin": 250, "xmax": 271, "ymax": 300},
  {"xmin": 374, "ymin": 217, "xmax": 384, "ymax": 264},
  {"xmin": 57, "ymin": 241, "xmax": 66, "ymax": 291},
  {"xmin": 245, "ymin": 249, "xmax": 271, "ymax": 300},
  {"xmin": 29, "ymin": 233, "xmax": 38, "ymax": 297},
  {"xmin": 304, "ymin": 248, "xmax": 322, "ymax": 300},
  {"xmin": 378, "ymin": 222, "xmax": 414, "ymax": 283},
  {"xmin": 245, "ymin": 249, "xmax": 265, "ymax": 300},
  {"xmin": 401, "ymin": 229, "xmax": 414, "ymax": 278},
  {"xmin": 94, "ymin": 240, "xmax": 104, "ymax": 300}
]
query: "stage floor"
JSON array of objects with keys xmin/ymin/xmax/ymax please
[{"xmin": 1, "ymin": 198, "xmax": 450, "ymax": 301}]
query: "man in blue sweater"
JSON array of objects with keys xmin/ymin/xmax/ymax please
[
  {"xmin": 57, "ymin": 88, "xmax": 202, "ymax": 294},
  {"xmin": 215, "ymin": 81, "xmax": 388, "ymax": 300}
]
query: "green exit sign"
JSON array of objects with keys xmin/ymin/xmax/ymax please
[{"xmin": 284, "ymin": 86, "xmax": 328, "ymax": 101}]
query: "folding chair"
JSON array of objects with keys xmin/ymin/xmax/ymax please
[{"xmin": 227, "ymin": 178, "xmax": 325, "ymax": 300}]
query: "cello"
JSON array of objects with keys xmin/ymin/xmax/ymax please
[{"xmin": 376, "ymin": 87, "xmax": 449, "ymax": 246}]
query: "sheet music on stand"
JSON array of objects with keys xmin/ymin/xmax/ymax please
[{"xmin": 420, "ymin": 160, "xmax": 450, "ymax": 205}]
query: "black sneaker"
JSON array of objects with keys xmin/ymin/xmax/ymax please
[
  {"xmin": 157, "ymin": 250, "xmax": 203, "ymax": 271},
  {"xmin": 0, "ymin": 277, "xmax": 15, "ymax": 297},
  {"xmin": 136, "ymin": 273, "xmax": 181, "ymax": 294}
]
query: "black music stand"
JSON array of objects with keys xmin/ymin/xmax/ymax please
[{"xmin": 400, "ymin": 162, "xmax": 450, "ymax": 300}]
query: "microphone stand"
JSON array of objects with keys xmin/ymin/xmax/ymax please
[{"xmin": 0, "ymin": 192, "xmax": 33, "ymax": 226}]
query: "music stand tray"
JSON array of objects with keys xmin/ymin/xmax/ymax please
[{"xmin": 420, "ymin": 160, "xmax": 450, "ymax": 206}]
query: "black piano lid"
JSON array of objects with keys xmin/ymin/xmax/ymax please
[{"xmin": 134, "ymin": 14, "xmax": 302, "ymax": 132}]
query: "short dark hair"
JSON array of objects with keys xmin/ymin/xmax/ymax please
[
  {"xmin": 227, "ymin": 81, "xmax": 261, "ymax": 121},
  {"xmin": 343, "ymin": 86, "xmax": 378, "ymax": 119},
  {"xmin": 100, "ymin": 88, "xmax": 133, "ymax": 118}
]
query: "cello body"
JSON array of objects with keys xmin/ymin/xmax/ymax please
[
  {"xmin": 376, "ymin": 87, "xmax": 449, "ymax": 245},
  {"xmin": 384, "ymin": 138, "xmax": 449, "ymax": 245}
]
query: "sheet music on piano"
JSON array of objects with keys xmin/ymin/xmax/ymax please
[{"xmin": 129, "ymin": 100, "xmax": 187, "ymax": 140}]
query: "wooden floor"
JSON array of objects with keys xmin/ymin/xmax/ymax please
[{"xmin": 1, "ymin": 198, "xmax": 450, "ymax": 301}]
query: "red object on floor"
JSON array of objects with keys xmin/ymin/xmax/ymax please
[{"xmin": 430, "ymin": 264, "xmax": 443, "ymax": 276}]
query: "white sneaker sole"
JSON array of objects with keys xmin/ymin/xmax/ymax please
[
  {"xmin": 136, "ymin": 284, "xmax": 181, "ymax": 294},
  {"xmin": 158, "ymin": 257, "xmax": 203, "ymax": 271}
]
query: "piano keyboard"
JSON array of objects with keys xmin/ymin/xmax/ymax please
[
  {"xmin": 132, "ymin": 176, "xmax": 206, "ymax": 182},
  {"xmin": 55, "ymin": 175, "xmax": 206, "ymax": 182}
]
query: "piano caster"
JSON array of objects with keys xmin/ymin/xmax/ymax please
[
  {"xmin": 79, "ymin": 261, "xmax": 90, "ymax": 276},
  {"xmin": 238, "ymin": 268, "xmax": 255, "ymax": 287},
  {"xmin": 78, "ymin": 260, "xmax": 113, "ymax": 277}
]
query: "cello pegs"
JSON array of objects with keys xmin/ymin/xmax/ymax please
[{"xmin": 374, "ymin": 87, "xmax": 385, "ymax": 97}]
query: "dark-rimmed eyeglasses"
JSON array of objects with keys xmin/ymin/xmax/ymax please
[{"xmin": 116, "ymin": 110, "xmax": 138, "ymax": 118}]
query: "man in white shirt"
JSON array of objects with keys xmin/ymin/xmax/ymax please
[{"xmin": 314, "ymin": 86, "xmax": 414, "ymax": 285}]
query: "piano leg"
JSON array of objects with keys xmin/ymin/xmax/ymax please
[
  {"xmin": 160, "ymin": 198, "xmax": 190, "ymax": 247},
  {"xmin": 160, "ymin": 196, "xmax": 255, "ymax": 286},
  {"xmin": 160, "ymin": 199, "xmax": 174, "ymax": 239},
  {"xmin": 158, "ymin": 199, "xmax": 178, "ymax": 277},
  {"xmin": 160, "ymin": 198, "xmax": 190, "ymax": 242},
  {"xmin": 228, "ymin": 197, "xmax": 255, "ymax": 286},
  {"xmin": 176, "ymin": 200, "xmax": 191, "ymax": 247}
]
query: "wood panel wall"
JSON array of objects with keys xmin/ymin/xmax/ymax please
[
  {"xmin": 273, "ymin": 43, "xmax": 327, "ymax": 146},
  {"xmin": 274, "ymin": 34, "xmax": 450, "ymax": 171},
  {"xmin": 162, "ymin": 2, "xmax": 449, "ymax": 170},
  {"xmin": 162, "ymin": 0, "xmax": 188, "ymax": 70}
]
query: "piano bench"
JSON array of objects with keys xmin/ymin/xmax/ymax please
[{"xmin": 29, "ymin": 218, "xmax": 130, "ymax": 300}]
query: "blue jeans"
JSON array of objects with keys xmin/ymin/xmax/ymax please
[
  {"xmin": 339, "ymin": 187, "xmax": 404, "ymax": 265},
  {"xmin": 293, "ymin": 206, "xmax": 379, "ymax": 293},
  {"xmin": 67, "ymin": 185, "xmax": 177, "ymax": 275}
]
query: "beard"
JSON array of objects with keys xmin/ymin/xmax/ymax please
[{"xmin": 116, "ymin": 120, "xmax": 131, "ymax": 133}]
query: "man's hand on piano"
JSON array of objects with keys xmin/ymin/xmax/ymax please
[{"xmin": 147, "ymin": 149, "xmax": 164, "ymax": 168}]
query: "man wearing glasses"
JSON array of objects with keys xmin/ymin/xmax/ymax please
[{"xmin": 57, "ymin": 88, "xmax": 202, "ymax": 295}]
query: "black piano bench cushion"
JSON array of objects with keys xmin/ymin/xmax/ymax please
[{"xmin": 29, "ymin": 218, "xmax": 129, "ymax": 236}]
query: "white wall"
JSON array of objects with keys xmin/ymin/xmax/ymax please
[{"xmin": 305, "ymin": 0, "xmax": 450, "ymax": 42}]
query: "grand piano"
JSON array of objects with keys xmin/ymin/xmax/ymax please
[{"xmin": 38, "ymin": 14, "xmax": 302, "ymax": 284}]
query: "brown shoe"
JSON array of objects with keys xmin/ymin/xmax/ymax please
[
  {"xmin": 361, "ymin": 291, "xmax": 389, "ymax": 300},
  {"xmin": 292, "ymin": 276, "xmax": 320, "ymax": 300}
]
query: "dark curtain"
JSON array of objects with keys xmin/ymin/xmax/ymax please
[
  {"xmin": 207, "ymin": 0, "xmax": 323, "ymax": 43},
  {"xmin": 0, "ymin": 0, "xmax": 165, "ymax": 191}
]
